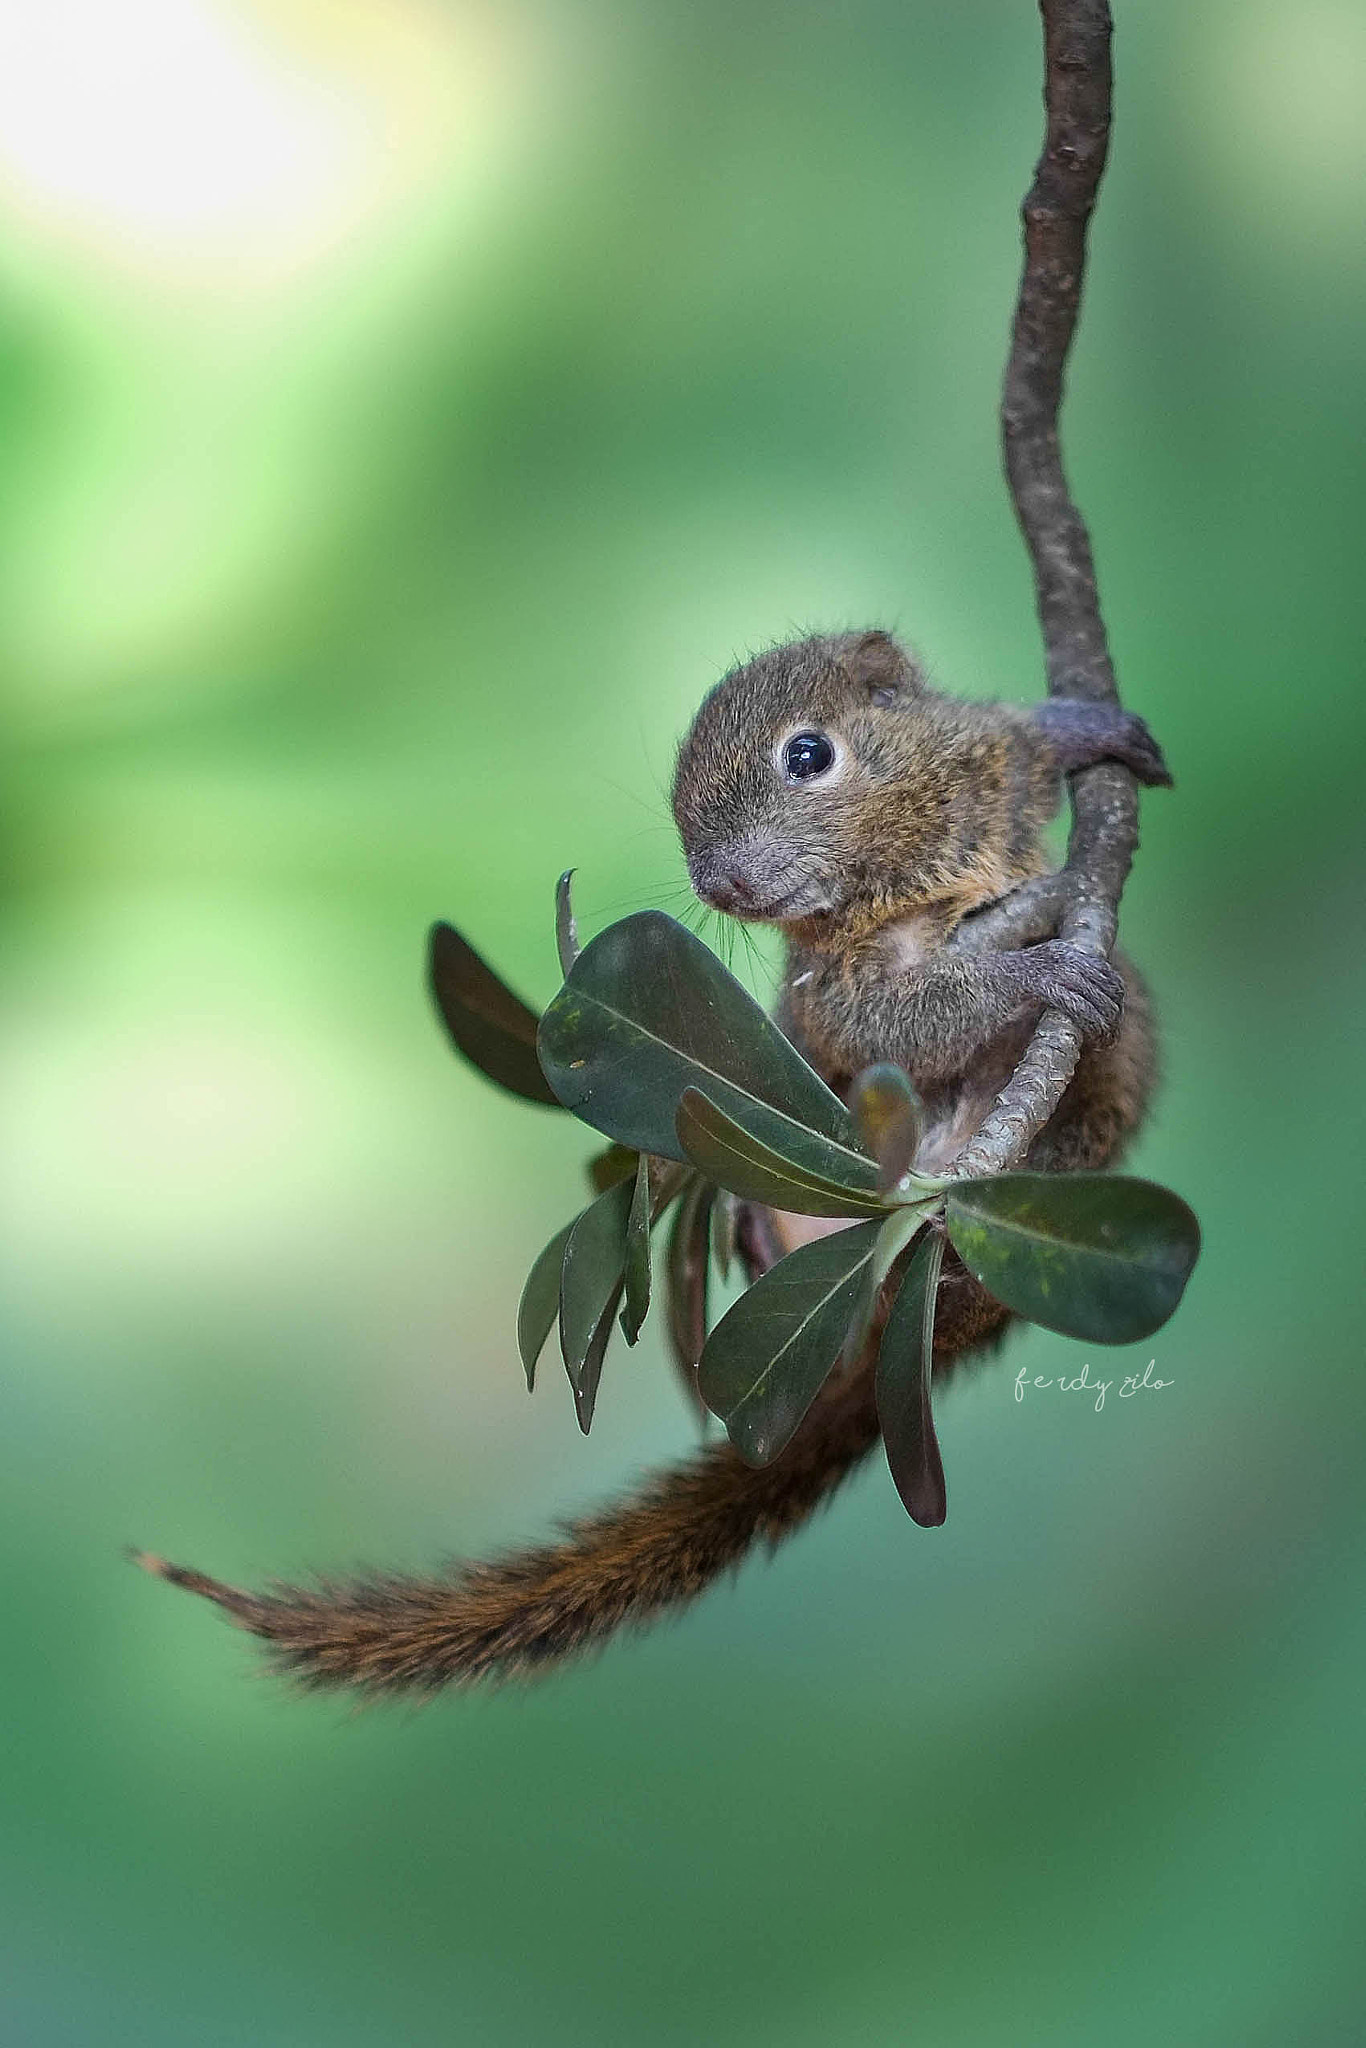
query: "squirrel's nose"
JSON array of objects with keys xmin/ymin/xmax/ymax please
[
  {"xmin": 688, "ymin": 841, "xmax": 767, "ymax": 913},
  {"xmin": 706, "ymin": 869, "xmax": 759, "ymax": 912}
]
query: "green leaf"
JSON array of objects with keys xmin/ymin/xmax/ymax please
[
  {"xmin": 875, "ymin": 1228, "xmax": 947, "ymax": 1527},
  {"xmin": 587, "ymin": 1143, "xmax": 638, "ymax": 1195},
  {"xmin": 574, "ymin": 1285, "xmax": 624, "ymax": 1438},
  {"xmin": 841, "ymin": 1205, "xmax": 930, "ymax": 1368},
  {"xmin": 517, "ymin": 1220, "xmax": 575, "ymax": 1391},
  {"xmin": 851, "ymin": 1063, "xmax": 925, "ymax": 1196},
  {"xmin": 428, "ymin": 921, "xmax": 561, "ymax": 1108},
  {"xmin": 945, "ymin": 1172, "xmax": 1201, "ymax": 1344},
  {"xmin": 537, "ymin": 910, "xmax": 858, "ymax": 1162},
  {"xmin": 555, "ymin": 869, "xmax": 580, "ymax": 980},
  {"xmin": 559, "ymin": 1177, "xmax": 634, "ymax": 1431},
  {"xmin": 620, "ymin": 1151, "xmax": 653, "ymax": 1345},
  {"xmin": 698, "ymin": 1221, "xmax": 882, "ymax": 1467},
  {"xmin": 676, "ymin": 1087, "xmax": 885, "ymax": 1218},
  {"xmin": 665, "ymin": 1176, "xmax": 713, "ymax": 1422}
]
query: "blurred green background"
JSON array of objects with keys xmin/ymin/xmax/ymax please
[{"xmin": 4, "ymin": 1, "xmax": 1364, "ymax": 2042}]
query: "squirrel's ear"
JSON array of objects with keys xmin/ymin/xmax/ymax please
[{"xmin": 841, "ymin": 630, "xmax": 919, "ymax": 706}]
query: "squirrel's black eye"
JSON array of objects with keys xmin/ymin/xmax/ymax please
[{"xmin": 783, "ymin": 730, "xmax": 835, "ymax": 782}]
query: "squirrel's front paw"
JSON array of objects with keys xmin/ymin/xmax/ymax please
[
  {"xmin": 1008, "ymin": 940, "xmax": 1125, "ymax": 1042},
  {"xmin": 1034, "ymin": 700, "xmax": 1173, "ymax": 787}
]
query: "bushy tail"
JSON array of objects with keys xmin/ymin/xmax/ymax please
[
  {"xmin": 134, "ymin": 1268, "xmax": 1006, "ymax": 1695},
  {"xmin": 131, "ymin": 1367, "xmax": 881, "ymax": 1695}
]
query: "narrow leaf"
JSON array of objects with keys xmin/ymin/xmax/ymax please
[
  {"xmin": 698, "ymin": 1221, "xmax": 882, "ymax": 1467},
  {"xmin": 851, "ymin": 1063, "xmax": 925, "ymax": 1195},
  {"xmin": 537, "ymin": 910, "xmax": 859, "ymax": 1162},
  {"xmin": 876, "ymin": 1228, "xmax": 947, "ymax": 1526},
  {"xmin": 841, "ymin": 1205, "xmax": 929, "ymax": 1368},
  {"xmin": 620, "ymin": 1151, "xmax": 653, "ymax": 1345},
  {"xmin": 559, "ymin": 1177, "xmax": 634, "ymax": 1431},
  {"xmin": 945, "ymin": 1172, "xmax": 1201, "ymax": 1344},
  {"xmin": 676, "ymin": 1087, "xmax": 885, "ymax": 1217},
  {"xmin": 665, "ymin": 1177, "xmax": 713, "ymax": 1423},
  {"xmin": 574, "ymin": 1285, "xmax": 624, "ymax": 1439},
  {"xmin": 555, "ymin": 869, "xmax": 580, "ymax": 980},
  {"xmin": 428, "ymin": 921, "xmax": 561, "ymax": 1108},
  {"xmin": 517, "ymin": 1220, "xmax": 575, "ymax": 1390}
]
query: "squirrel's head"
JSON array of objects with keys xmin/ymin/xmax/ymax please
[{"xmin": 672, "ymin": 630, "xmax": 970, "ymax": 928}]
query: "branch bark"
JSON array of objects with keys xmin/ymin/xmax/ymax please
[{"xmin": 952, "ymin": 0, "xmax": 1138, "ymax": 1180}]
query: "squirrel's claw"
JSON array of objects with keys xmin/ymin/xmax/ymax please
[
  {"xmin": 1113, "ymin": 711, "xmax": 1173, "ymax": 788},
  {"xmin": 1033, "ymin": 699, "xmax": 1173, "ymax": 788},
  {"xmin": 1011, "ymin": 940, "xmax": 1125, "ymax": 1043}
]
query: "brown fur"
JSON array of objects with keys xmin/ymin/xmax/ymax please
[
  {"xmin": 138, "ymin": 630, "xmax": 1161, "ymax": 1695},
  {"xmin": 130, "ymin": 1259, "xmax": 1001, "ymax": 1697}
]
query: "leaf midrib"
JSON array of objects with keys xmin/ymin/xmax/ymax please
[
  {"xmin": 948, "ymin": 1193, "xmax": 1182, "ymax": 1276},
  {"xmin": 720, "ymin": 1242, "xmax": 876, "ymax": 1416},
  {"xmin": 562, "ymin": 980, "xmax": 869, "ymax": 1174},
  {"xmin": 679, "ymin": 1096, "xmax": 885, "ymax": 1214}
]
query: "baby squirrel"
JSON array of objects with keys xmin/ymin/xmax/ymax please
[
  {"xmin": 139, "ymin": 630, "xmax": 1169, "ymax": 1694},
  {"xmin": 673, "ymin": 628, "xmax": 1165, "ymax": 1185}
]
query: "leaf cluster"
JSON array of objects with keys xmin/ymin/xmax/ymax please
[{"xmin": 429, "ymin": 881, "xmax": 1200, "ymax": 1526}]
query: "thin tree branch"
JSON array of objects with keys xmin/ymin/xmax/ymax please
[{"xmin": 952, "ymin": 0, "xmax": 1139, "ymax": 1180}]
